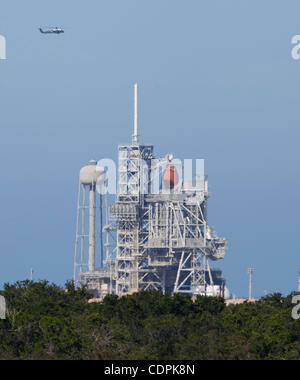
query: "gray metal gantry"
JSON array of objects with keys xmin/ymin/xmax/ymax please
[
  {"xmin": 74, "ymin": 84, "xmax": 227, "ymax": 299},
  {"xmin": 109, "ymin": 140, "xmax": 227, "ymax": 297}
]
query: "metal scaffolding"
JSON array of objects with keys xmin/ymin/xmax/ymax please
[
  {"xmin": 109, "ymin": 141, "xmax": 226, "ymax": 297},
  {"xmin": 74, "ymin": 84, "xmax": 227, "ymax": 298}
]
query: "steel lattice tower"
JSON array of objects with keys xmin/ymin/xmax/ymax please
[{"xmin": 75, "ymin": 84, "xmax": 227, "ymax": 298}]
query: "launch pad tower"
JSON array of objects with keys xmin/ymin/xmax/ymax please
[{"xmin": 74, "ymin": 84, "xmax": 227, "ymax": 298}]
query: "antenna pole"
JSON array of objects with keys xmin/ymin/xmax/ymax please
[
  {"xmin": 133, "ymin": 83, "xmax": 139, "ymax": 143},
  {"xmin": 248, "ymin": 268, "xmax": 253, "ymax": 300}
]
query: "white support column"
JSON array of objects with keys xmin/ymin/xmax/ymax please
[{"xmin": 89, "ymin": 184, "xmax": 96, "ymax": 272}]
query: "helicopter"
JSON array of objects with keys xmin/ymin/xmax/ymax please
[{"xmin": 39, "ymin": 27, "xmax": 64, "ymax": 34}]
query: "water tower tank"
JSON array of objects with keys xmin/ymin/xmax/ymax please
[{"xmin": 80, "ymin": 160, "xmax": 105, "ymax": 186}]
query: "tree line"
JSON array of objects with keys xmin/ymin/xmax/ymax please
[{"xmin": 0, "ymin": 280, "xmax": 299, "ymax": 360}]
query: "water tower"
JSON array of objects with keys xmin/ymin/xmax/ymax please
[{"xmin": 74, "ymin": 160, "xmax": 106, "ymax": 288}]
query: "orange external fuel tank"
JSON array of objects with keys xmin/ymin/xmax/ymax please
[{"xmin": 162, "ymin": 164, "xmax": 179, "ymax": 190}]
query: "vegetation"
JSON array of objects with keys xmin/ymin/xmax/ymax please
[{"xmin": 0, "ymin": 281, "xmax": 299, "ymax": 360}]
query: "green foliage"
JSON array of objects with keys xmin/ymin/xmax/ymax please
[{"xmin": 0, "ymin": 281, "xmax": 300, "ymax": 360}]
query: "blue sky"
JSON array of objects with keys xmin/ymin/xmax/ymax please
[{"xmin": 0, "ymin": 0, "xmax": 300, "ymax": 297}]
